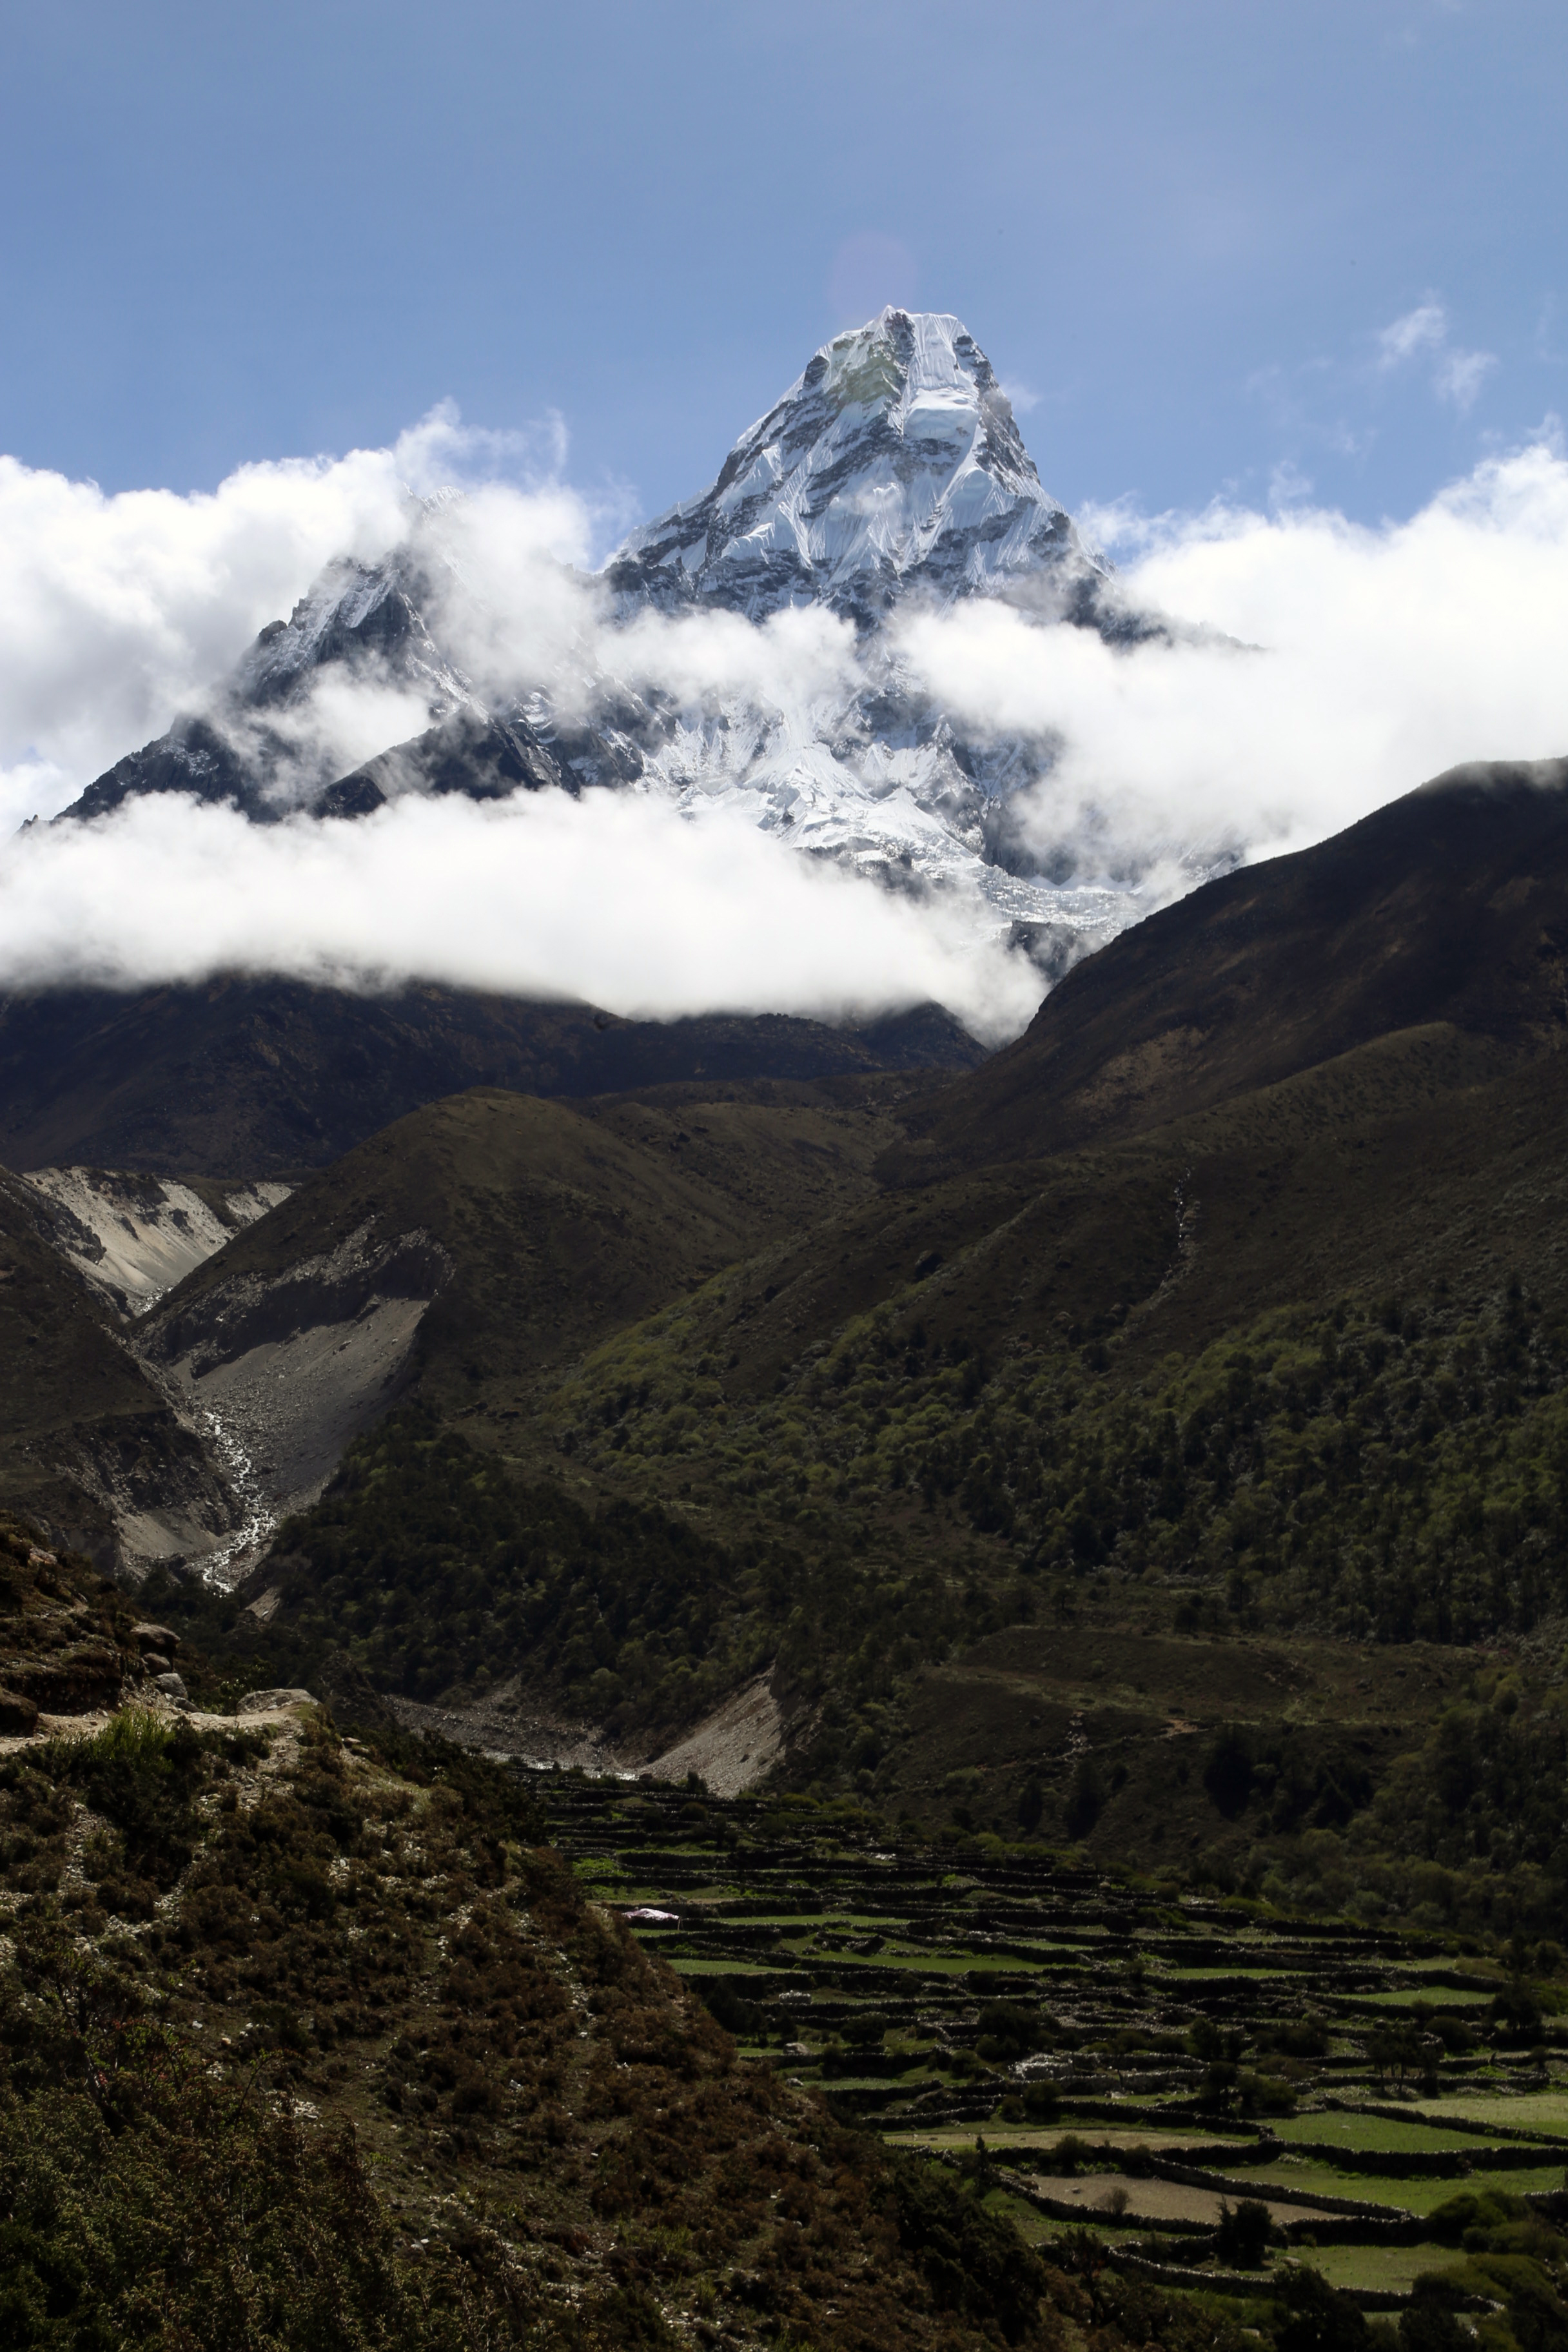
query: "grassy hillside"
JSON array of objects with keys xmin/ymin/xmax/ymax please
[
  {"xmin": 88, "ymin": 796, "xmax": 1568, "ymax": 1955},
  {"xmin": 17, "ymin": 762, "xmax": 1568, "ymax": 2344},
  {"xmin": 140, "ymin": 1083, "xmax": 912, "ymax": 1422},
  {"xmin": 6, "ymin": 1516, "xmax": 1567, "ymax": 2350},
  {"xmin": 136, "ymin": 996, "xmax": 1568, "ymax": 1945}
]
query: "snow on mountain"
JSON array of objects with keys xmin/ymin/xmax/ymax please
[
  {"xmin": 60, "ymin": 539, "xmax": 482, "ymax": 827},
  {"xmin": 589, "ymin": 310, "xmax": 1155, "ymax": 963},
  {"xmin": 231, "ymin": 545, "xmax": 471, "ymax": 715},
  {"xmin": 607, "ymin": 309, "xmax": 1109, "ymax": 629},
  {"xmin": 55, "ymin": 310, "xmax": 1170, "ymax": 977}
]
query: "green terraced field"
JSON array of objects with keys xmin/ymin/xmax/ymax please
[
  {"xmin": 1302, "ymin": 2244, "xmax": 1467, "ymax": 2295},
  {"xmin": 1229, "ymin": 2159, "xmax": 1567, "ymax": 2212},
  {"xmin": 1272, "ymin": 2112, "xmax": 1509, "ymax": 2154},
  {"xmin": 1220, "ymin": 2158, "xmax": 1413, "ymax": 2210},
  {"xmin": 527, "ymin": 1766, "xmax": 1568, "ymax": 2327},
  {"xmin": 1416, "ymin": 2090, "xmax": 1568, "ymax": 2135},
  {"xmin": 1357, "ymin": 1986, "xmax": 1494, "ymax": 2008}
]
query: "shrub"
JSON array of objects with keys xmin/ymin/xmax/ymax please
[{"xmin": 1215, "ymin": 2197, "xmax": 1273, "ymax": 2269}]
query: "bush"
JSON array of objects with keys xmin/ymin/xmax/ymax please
[
  {"xmin": 1273, "ymin": 2263, "xmax": 1378, "ymax": 2351},
  {"xmin": 1215, "ymin": 2197, "xmax": 1272, "ymax": 2269},
  {"xmin": 0, "ymin": 2033, "xmax": 446, "ymax": 2349},
  {"xmin": 975, "ymin": 2000, "xmax": 1044, "ymax": 2064}
]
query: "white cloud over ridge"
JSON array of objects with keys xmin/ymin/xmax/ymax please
[
  {"xmin": 3, "ymin": 413, "xmax": 1568, "ymax": 1046},
  {"xmin": 0, "ymin": 789, "xmax": 1043, "ymax": 1046},
  {"xmin": 0, "ymin": 412, "xmax": 602, "ymax": 825},
  {"xmin": 0, "ymin": 446, "xmax": 407, "ymax": 819},
  {"xmin": 904, "ymin": 433, "xmax": 1568, "ymax": 885}
]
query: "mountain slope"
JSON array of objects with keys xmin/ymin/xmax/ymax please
[
  {"xmin": 57, "ymin": 546, "xmax": 479, "ymax": 827},
  {"xmin": 0, "ymin": 979, "xmax": 979, "ymax": 1177},
  {"xmin": 32, "ymin": 749, "xmax": 1568, "ymax": 1948},
  {"xmin": 122, "ymin": 1080, "xmax": 911, "ymax": 1567},
  {"xmin": 0, "ymin": 1635, "xmax": 1097, "ymax": 2352},
  {"xmin": 884, "ymin": 754, "xmax": 1568, "ymax": 1180},
  {"xmin": 143, "ymin": 1010, "xmax": 1568, "ymax": 1932}
]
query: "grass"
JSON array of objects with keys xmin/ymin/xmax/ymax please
[
  {"xmin": 1299, "ymin": 2243, "xmax": 1467, "ymax": 2295},
  {"xmin": 1220, "ymin": 2159, "xmax": 1415, "ymax": 2211},
  {"xmin": 1224, "ymin": 2157, "xmax": 1565, "ymax": 2213},
  {"xmin": 1415, "ymin": 2090, "xmax": 1568, "ymax": 2133},
  {"xmin": 1271, "ymin": 2113, "xmax": 1499, "ymax": 2154}
]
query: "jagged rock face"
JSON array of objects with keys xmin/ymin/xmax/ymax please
[
  {"xmin": 64, "ymin": 715, "xmax": 269, "ymax": 825},
  {"xmin": 607, "ymin": 309, "xmax": 1107, "ymax": 629},
  {"xmin": 231, "ymin": 549, "xmax": 464, "ymax": 711}
]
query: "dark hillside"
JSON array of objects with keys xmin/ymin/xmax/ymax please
[
  {"xmin": 589, "ymin": 1019, "xmax": 1568, "ymax": 1442},
  {"xmin": 28, "ymin": 752, "xmax": 1568, "ymax": 1966},
  {"xmin": 887, "ymin": 756, "xmax": 1568, "ymax": 1179},
  {"xmin": 0, "ymin": 977, "xmax": 981, "ymax": 1177},
  {"xmin": 138, "ymin": 1083, "xmax": 910, "ymax": 1422}
]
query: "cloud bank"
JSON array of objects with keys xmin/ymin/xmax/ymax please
[
  {"xmin": 0, "ymin": 789, "xmax": 1042, "ymax": 1046},
  {"xmin": 900, "ymin": 433, "xmax": 1568, "ymax": 885},
  {"xmin": 3, "ymin": 413, "xmax": 1568, "ymax": 1046},
  {"xmin": 0, "ymin": 410, "xmax": 599, "ymax": 828}
]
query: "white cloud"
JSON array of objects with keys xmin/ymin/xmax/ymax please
[
  {"xmin": 901, "ymin": 432, "xmax": 1568, "ymax": 885},
  {"xmin": 0, "ymin": 446, "xmax": 405, "ymax": 825},
  {"xmin": 0, "ymin": 411, "xmax": 603, "ymax": 831},
  {"xmin": 5, "ymin": 408, "xmax": 1568, "ymax": 1055},
  {"xmin": 1435, "ymin": 346, "xmax": 1497, "ymax": 413},
  {"xmin": 1267, "ymin": 459, "xmax": 1314, "ymax": 507},
  {"xmin": 614, "ymin": 603, "xmax": 860, "ymax": 713},
  {"xmin": 1378, "ymin": 300, "xmax": 1448, "ymax": 368},
  {"xmin": 0, "ymin": 788, "xmax": 1041, "ymax": 1046},
  {"xmin": 1376, "ymin": 297, "xmax": 1496, "ymax": 413},
  {"xmin": 233, "ymin": 667, "xmax": 439, "ymax": 810},
  {"xmin": 415, "ymin": 483, "xmax": 608, "ymax": 715}
]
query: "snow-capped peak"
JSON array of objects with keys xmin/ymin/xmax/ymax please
[
  {"xmin": 231, "ymin": 542, "xmax": 469, "ymax": 714},
  {"xmin": 608, "ymin": 308, "xmax": 1107, "ymax": 628}
]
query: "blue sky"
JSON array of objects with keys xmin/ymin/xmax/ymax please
[{"xmin": 2, "ymin": 0, "xmax": 1565, "ymax": 538}]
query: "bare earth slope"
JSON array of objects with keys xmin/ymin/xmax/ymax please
[{"xmin": 0, "ymin": 1170, "xmax": 237, "ymax": 1566}]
